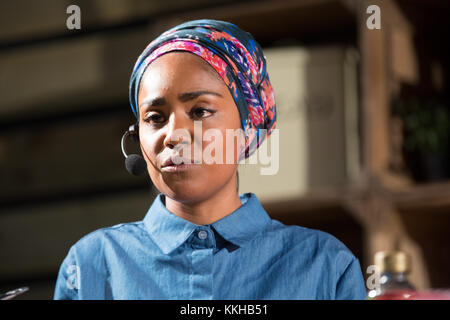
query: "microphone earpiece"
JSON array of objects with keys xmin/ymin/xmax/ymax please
[
  {"xmin": 121, "ymin": 123, "xmax": 148, "ymax": 176},
  {"xmin": 125, "ymin": 154, "xmax": 147, "ymax": 176}
]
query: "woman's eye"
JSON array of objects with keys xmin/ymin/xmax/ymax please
[
  {"xmin": 144, "ymin": 113, "xmax": 165, "ymax": 124},
  {"xmin": 191, "ymin": 107, "xmax": 215, "ymax": 119}
]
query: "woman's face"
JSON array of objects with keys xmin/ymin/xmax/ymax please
[{"xmin": 138, "ymin": 52, "xmax": 243, "ymax": 203}]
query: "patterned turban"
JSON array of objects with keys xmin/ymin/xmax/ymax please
[{"xmin": 129, "ymin": 19, "xmax": 276, "ymax": 159}]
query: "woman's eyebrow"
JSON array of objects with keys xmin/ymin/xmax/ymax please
[
  {"xmin": 140, "ymin": 97, "xmax": 166, "ymax": 109},
  {"xmin": 140, "ymin": 90, "xmax": 222, "ymax": 110},
  {"xmin": 178, "ymin": 90, "xmax": 223, "ymax": 102}
]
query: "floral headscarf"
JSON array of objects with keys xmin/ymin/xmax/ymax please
[{"xmin": 129, "ymin": 19, "xmax": 276, "ymax": 159}]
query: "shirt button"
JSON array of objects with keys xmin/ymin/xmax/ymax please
[{"xmin": 197, "ymin": 230, "xmax": 208, "ymax": 240}]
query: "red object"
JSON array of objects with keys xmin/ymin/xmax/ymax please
[{"xmin": 375, "ymin": 289, "xmax": 450, "ymax": 300}]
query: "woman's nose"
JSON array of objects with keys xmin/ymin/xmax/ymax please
[{"xmin": 163, "ymin": 111, "xmax": 192, "ymax": 149}]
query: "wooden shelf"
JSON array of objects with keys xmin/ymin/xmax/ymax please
[
  {"xmin": 389, "ymin": 180, "xmax": 450, "ymax": 212},
  {"xmin": 157, "ymin": 0, "xmax": 357, "ymax": 47}
]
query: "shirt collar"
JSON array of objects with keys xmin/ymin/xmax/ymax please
[{"xmin": 143, "ymin": 192, "xmax": 271, "ymax": 255}]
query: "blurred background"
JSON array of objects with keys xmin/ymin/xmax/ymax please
[{"xmin": 1, "ymin": 0, "xmax": 450, "ymax": 299}]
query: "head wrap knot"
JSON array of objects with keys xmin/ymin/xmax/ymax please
[{"xmin": 129, "ymin": 19, "xmax": 276, "ymax": 159}]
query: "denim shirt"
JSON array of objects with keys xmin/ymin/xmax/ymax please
[{"xmin": 53, "ymin": 192, "xmax": 367, "ymax": 300}]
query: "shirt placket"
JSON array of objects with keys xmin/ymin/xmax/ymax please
[{"xmin": 189, "ymin": 226, "xmax": 215, "ymax": 299}]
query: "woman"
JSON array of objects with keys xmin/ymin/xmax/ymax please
[{"xmin": 54, "ymin": 19, "xmax": 366, "ymax": 300}]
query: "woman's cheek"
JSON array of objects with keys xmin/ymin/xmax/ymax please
[
  {"xmin": 141, "ymin": 126, "xmax": 161, "ymax": 152},
  {"xmin": 139, "ymin": 138, "xmax": 158, "ymax": 171}
]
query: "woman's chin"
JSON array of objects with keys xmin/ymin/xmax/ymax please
[{"xmin": 162, "ymin": 183, "xmax": 207, "ymax": 204}]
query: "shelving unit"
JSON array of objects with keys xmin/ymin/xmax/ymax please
[{"xmin": 157, "ymin": 0, "xmax": 450, "ymax": 289}]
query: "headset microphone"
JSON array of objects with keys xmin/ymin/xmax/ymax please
[{"xmin": 121, "ymin": 123, "xmax": 148, "ymax": 176}]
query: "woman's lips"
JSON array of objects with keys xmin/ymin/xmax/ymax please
[
  {"xmin": 161, "ymin": 163, "xmax": 195, "ymax": 173},
  {"xmin": 161, "ymin": 156, "xmax": 196, "ymax": 173}
]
